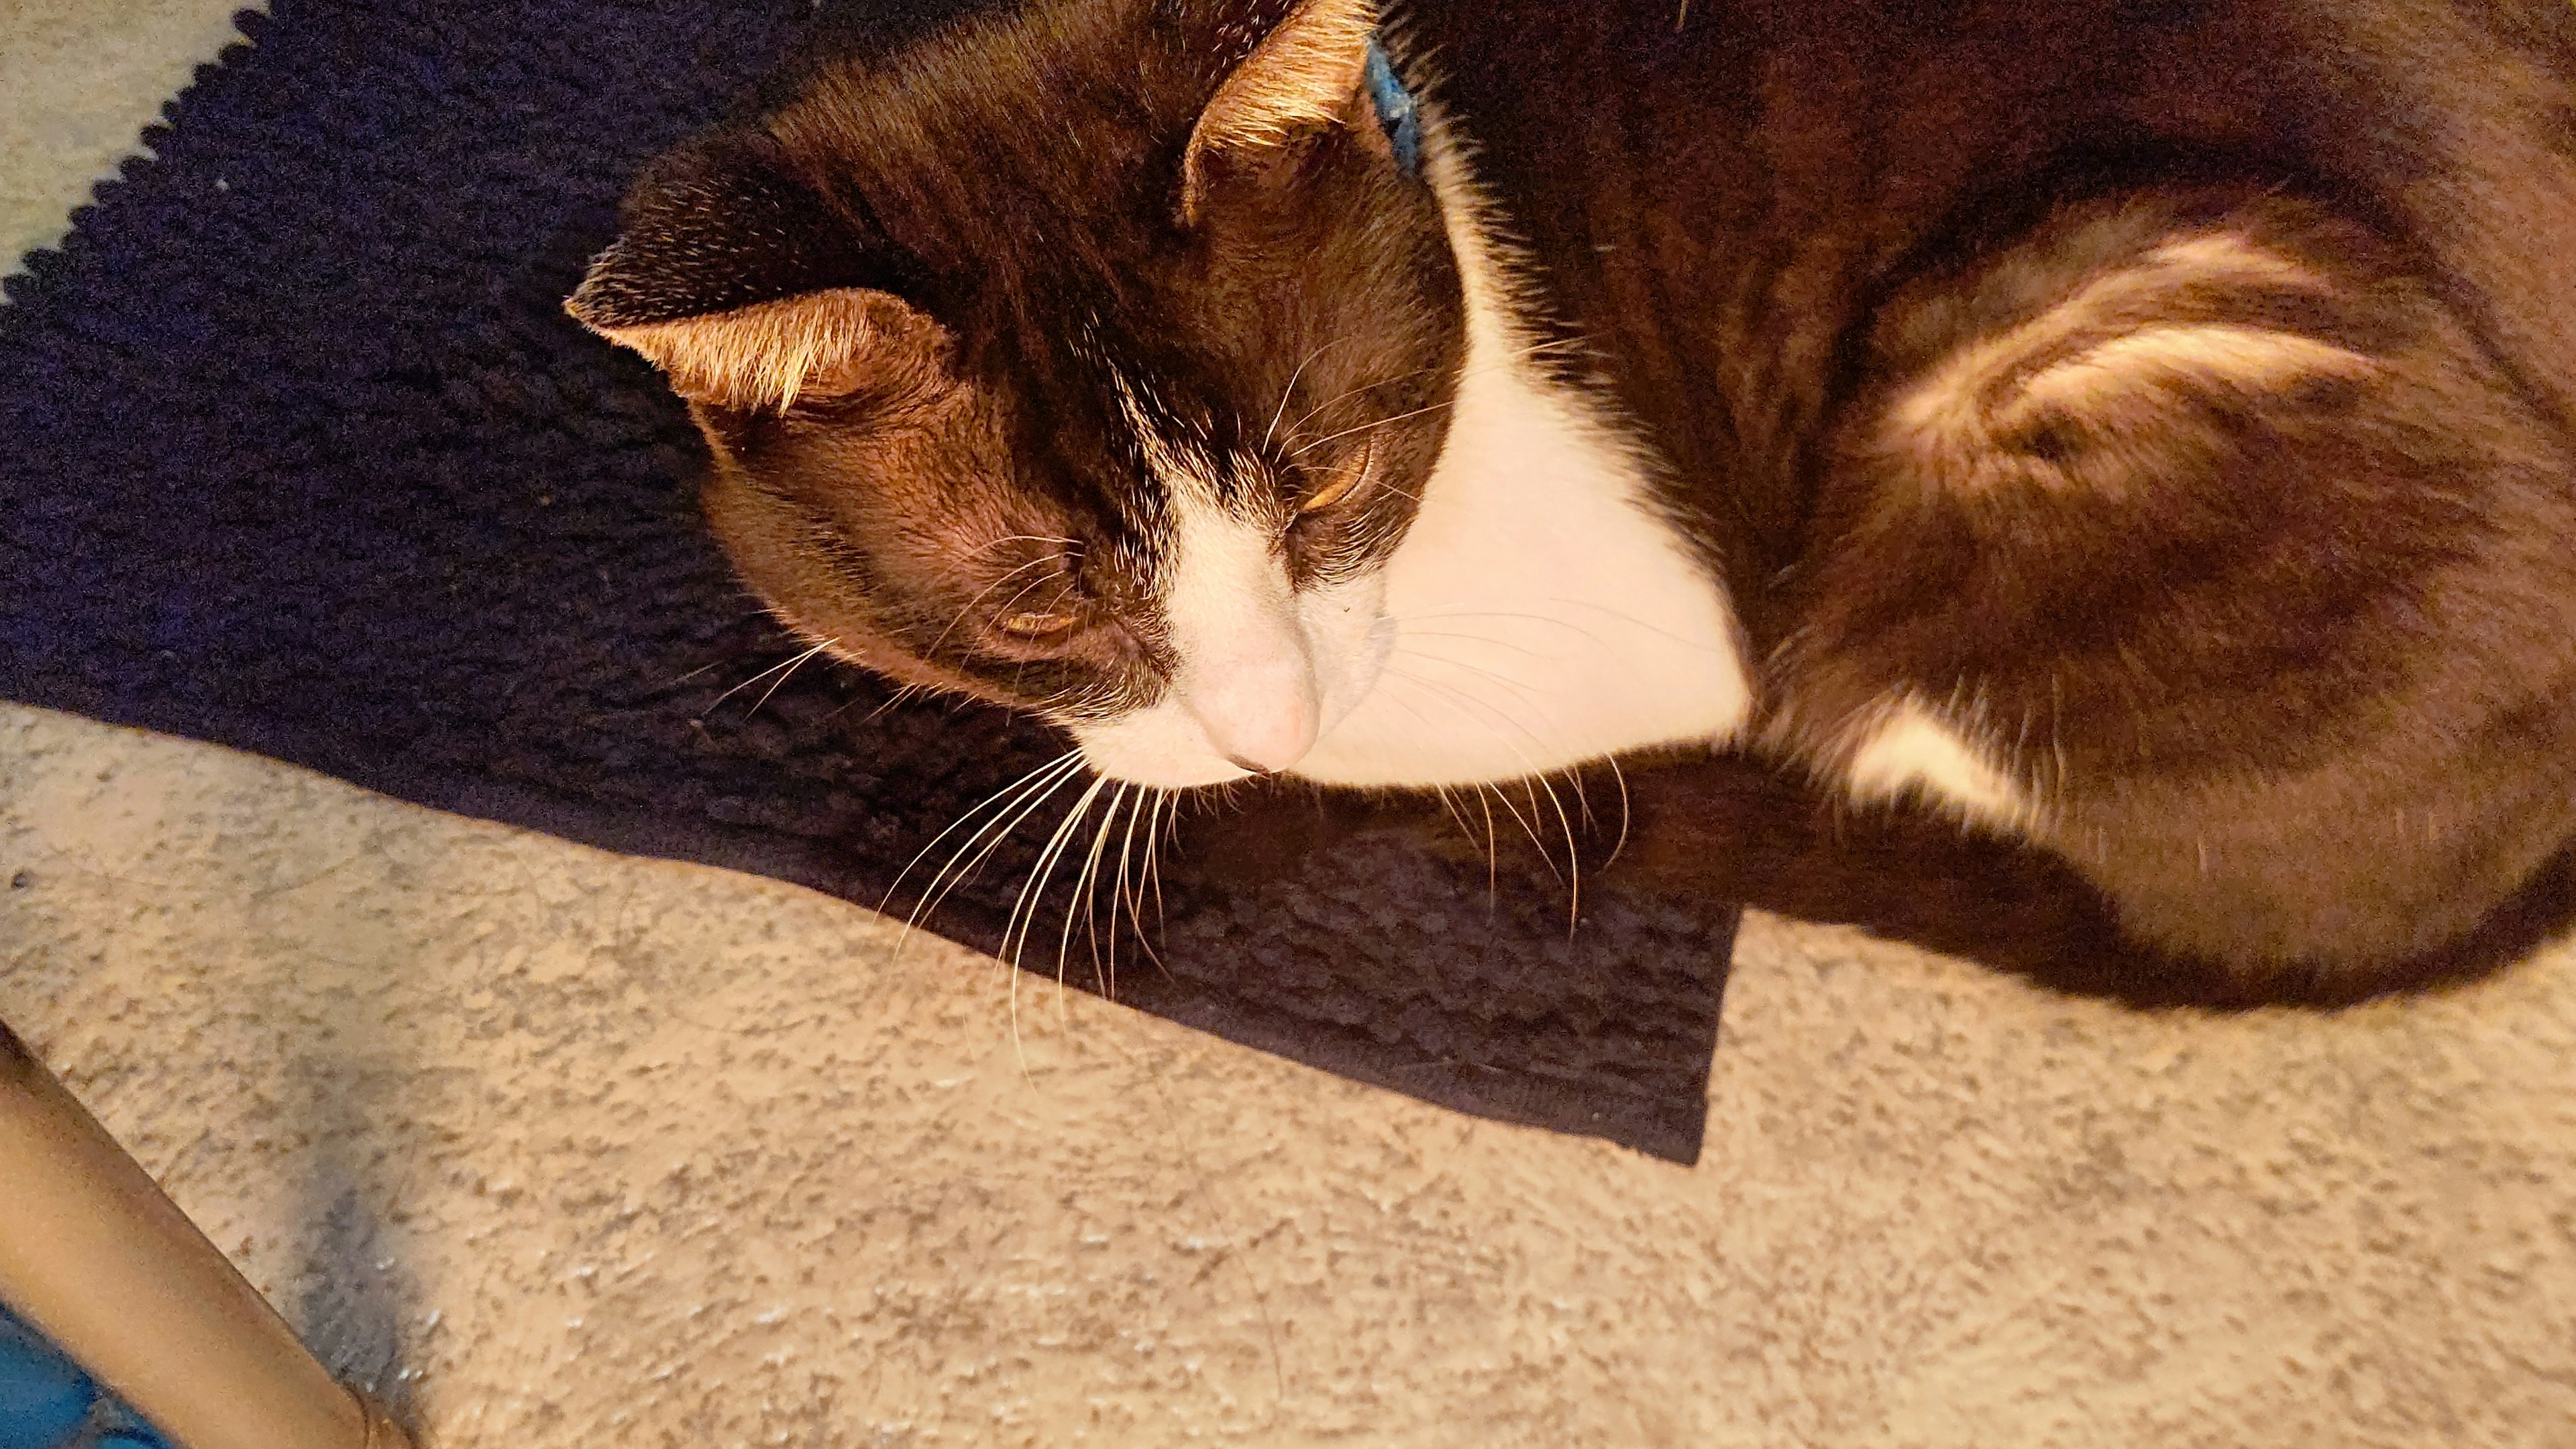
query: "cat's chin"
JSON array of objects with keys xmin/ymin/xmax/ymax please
[{"xmin": 1067, "ymin": 710, "xmax": 1259, "ymax": 790}]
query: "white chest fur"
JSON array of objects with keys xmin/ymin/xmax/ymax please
[
  {"xmin": 1071, "ymin": 125, "xmax": 1756, "ymax": 793},
  {"xmin": 1288, "ymin": 141, "xmax": 1755, "ymax": 789}
]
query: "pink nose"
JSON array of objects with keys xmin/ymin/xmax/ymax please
[{"xmin": 1182, "ymin": 655, "xmax": 1320, "ymax": 774}]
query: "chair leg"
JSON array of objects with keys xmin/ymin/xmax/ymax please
[{"xmin": 0, "ymin": 1020, "xmax": 412, "ymax": 1449}]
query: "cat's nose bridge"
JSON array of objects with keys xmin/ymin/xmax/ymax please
[
  {"xmin": 1157, "ymin": 491, "xmax": 1324, "ymax": 771},
  {"xmin": 1179, "ymin": 629, "xmax": 1321, "ymax": 773}
]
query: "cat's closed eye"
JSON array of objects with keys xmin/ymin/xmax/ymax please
[
  {"xmin": 1295, "ymin": 435, "xmax": 1375, "ymax": 515},
  {"xmin": 567, "ymin": 0, "xmax": 2576, "ymax": 999},
  {"xmin": 996, "ymin": 606, "xmax": 1082, "ymax": 639}
]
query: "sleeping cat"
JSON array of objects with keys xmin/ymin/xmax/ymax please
[{"xmin": 568, "ymin": 0, "xmax": 2576, "ymax": 996}]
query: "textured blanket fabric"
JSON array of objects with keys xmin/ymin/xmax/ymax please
[{"xmin": 0, "ymin": 0, "xmax": 1737, "ymax": 1161}]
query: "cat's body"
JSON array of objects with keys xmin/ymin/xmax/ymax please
[{"xmin": 571, "ymin": 0, "xmax": 2576, "ymax": 995}]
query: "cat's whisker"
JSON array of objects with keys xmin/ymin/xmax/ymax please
[
  {"xmin": 1123, "ymin": 784, "xmax": 1175, "ymax": 964},
  {"xmin": 1108, "ymin": 784, "xmax": 1148, "ymax": 974},
  {"xmin": 924, "ymin": 555, "xmax": 1063, "ymax": 661},
  {"xmin": 1144, "ymin": 790, "xmax": 1173, "ymax": 938},
  {"xmin": 1476, "ymin": 788, "xmax": 1501, "ymax": 906},
  {"xmin": 1087, "ymin": 784, "xmax": 1138, "ymax": 985},
  {"xmin": 1429, "ymin": 784, "xmax": 1470, "ymax": 841},
  {"xmin": 1058, "ymin": 783, "xmax": 1129, "ymax": 999},
  {"xmin": 1095, "ymin": 788, "xmax": 1128, "ymax": 993},
  {"xmin": 898, "ymin": 751, "xmax": 1089, "ymax": 953},
  {"xmin": 1005, "ymin": 774, "xmax": 1109, "ymax": 975},
  {"xmin": 1540, "ymin": 596, "xmax": 1737, "ymax": 653},
  {"xmin": 1391, "ymin": 628, "xmax": 1551, "ymax": 659},
  {"xmin": 1093, "ymin": 790, "xmax": 1136, "ymax": 981},
  {"xmin": 898, "ymin": 764, "xmax": 1088, "ymax": 967},
  {"xmin": 698, "ymin": 638, "xmax": 838, "ymax": 720},
  {"xmin": 1262, "ymin": 339, "xmax": 1346, "ymax": 450},
  {"xmin": 1274, "ymin": 358, "xmax": 1445, "ymax": 445},
  {"xmin": 882, "ymin": 747, "xmax": 1082, "ymax": 914},
  {"xmin": 746, "ymin": 639, "xmax": 837, "ymax": 718},
  {"xmin": 1392, "ymin": 645, "xmax": 1598, "ymax": 832},
  {"xmin": 1358, "ymin": 682, "xmax": 1516, "ymax": 888},
  {"xmin": 875, "ymin": 742, "xmax": 1066, "ymax": 922},
  {"xmin": 1473, "ymin": 777, "xmax": 1554, "ymax": 885},
  {"xmin": 1603, "ymin": 752, "xmax": 1633, "ymax": 867},
  {"xmin": 1377, "ymin": 671, "xmax": 1562, "ymax": 883},
  {"xmin": 1404, "ymin": 662, "xmax": 1595, "ymax": 924},
  {"xmin": 1428, "ymin": 784, "xmax": 1503, "ymax": 907},
  {"xmin": 1002, "ymin": 775, "xmax": 1111, "ymax": 1057},
  {"xmin": 1362, "ymin": 679, "xmax": 1526, "ymax": 885},
  {"xmin": 1277, "ymin": 340, "xmax": 1576, "ymax": 452},
  {"xmin": 965, "ymin": 533, "xmax": 1082, "ymax": 559},
  {"xmin": 858, "ymin": 682, "xmax": 932, "ymax": 724},
  {"xmin": 1288, "ymin": 396, "xmax": 1456, "ymax": 456},
  {"xmin": 1396, "ymin": 610, "xmax": 1617, "ymax": 652},
  {"xmin": 1378, "ymin": 665, "xmax": 1589, "ymax": 928}
]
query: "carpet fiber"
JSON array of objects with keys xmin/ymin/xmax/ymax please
[{"xmin": 0, "ymin": 0, "xmax": 1739, "ymax": 1161}]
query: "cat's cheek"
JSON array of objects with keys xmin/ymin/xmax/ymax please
[{"xmin": 1297, "ymin": 574, "xmax": 1397, "ymax": 737}]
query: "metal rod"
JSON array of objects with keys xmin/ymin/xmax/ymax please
[{"xmin": 0, "ymin": 1018, "xmax": 411, "ymax": 1449}]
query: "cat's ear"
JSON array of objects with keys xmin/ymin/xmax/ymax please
[
  {"xmin": 567, "ymin": 128, "xmax": 943, "ymax": 411},
  {"xmin": 1179, "ymin": 0, "xmax": 1379, "ymax": 224},
  {"xmin": 571, "ymin": 286, "xmax": 948, "ymax": 413}
]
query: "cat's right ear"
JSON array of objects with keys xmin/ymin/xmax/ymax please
[
  {"xmin": 566, "ymin": 129, "xmax": 944, "ymax": 413},
  {"xmin": 1179, "ymin": 0, "xmax": 1379, "ymax": 225}
]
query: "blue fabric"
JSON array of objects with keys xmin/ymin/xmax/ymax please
[
  {"xmin": 0, "ymin": 1307, "xmax": 187, "ymax": 1449},
  {"xmin": 0, "ymin": 1306, "xmax": 93, "ymax": 1449},
  {"xmin": 1364, "ymin": 36, "xmax": 1423, "ymax": 176}
]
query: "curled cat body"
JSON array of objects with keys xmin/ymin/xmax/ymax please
[{"xmin": 570, "ymin": 0, "xmax": 2576, "ymax": 1000}]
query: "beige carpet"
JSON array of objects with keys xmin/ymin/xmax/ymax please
[{"xmin": 6, "ymin": 7, "xmax": 2576, "ymax": 1446}]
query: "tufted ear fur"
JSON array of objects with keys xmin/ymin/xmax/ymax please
[
  {"xmin": 566, "ymin": 125, "xmax": 943, "ymax": 412},
  {"xmin": 1179, "ymin": 0, "xmax": 1379, "ymax": 224},
  {"xmin": 572, "ymin": 286, "xmax": 950, "ymax": 413}
]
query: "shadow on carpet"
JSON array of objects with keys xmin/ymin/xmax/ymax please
[{"xmin": 0, "ymin": 0, "xmax": 1738, "ymax": 1163}]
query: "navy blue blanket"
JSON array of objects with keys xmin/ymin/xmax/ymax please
[{"xmin": 0, "ymin": 0, "xmax": 1736, "ymax": 1162}]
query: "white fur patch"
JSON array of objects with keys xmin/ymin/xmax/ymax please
[
  {"xmin": 1075, "ymin": 443, "xmax": 1391, "ymax": 787},
  {"xmin": 1841, "ymin": 701, "xmax": 2031, "ymax": 830},
  {"xmin": 1076, "ymin": 113, "xmax": 1753, "ymax": 790},
  {"xmin": 1284, "ymin": 124, "xmax": 1754, "ymax": 788}
]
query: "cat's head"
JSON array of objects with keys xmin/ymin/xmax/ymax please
[{"xmin": 569, "ymin": 0, "xmax": 1462, "ymax": 786}]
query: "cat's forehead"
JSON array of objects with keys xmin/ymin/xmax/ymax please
[
  {"xmin": 1105, "ymin": 366, "xmax": 1238, "ymax": 500},
  {"xmin": 767, "ymin": 6, "xmax": 1199, "ymax": 267}
]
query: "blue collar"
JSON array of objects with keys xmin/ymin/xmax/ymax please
[{"xmin": 1363, "ymin": 37, "xmax": 1423, "ymax": 179}]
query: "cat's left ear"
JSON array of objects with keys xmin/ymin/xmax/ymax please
[
  {"xmin": 1179, "ymin": 0, "xmax": 1381, "ymax": 225},
  {"xmin": 568, "ymin": 127, "xmax": 945, "ymax": 412}
]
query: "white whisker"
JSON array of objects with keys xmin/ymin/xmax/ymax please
[
  {"xmin": 1057, "ymin": 783, "xmax": 1128, "ymax": 998},
  {"xmin": 902, "ymin": 753, "xmax": 1089, "ymax": 954},
  {"xmin": 1145, "ymin": 790, "xmax": 1173, "ymax": 936},
  {"xmin": 748, "ymin": 639, "xmax": 835, "ymax": 718},
  {"xmin": 1378, "ymin": 667, "xmax": 1583, "ymax": 920},
  {"xmin": 1112, "ymin": 784, "xmax": 1161, "ymax": 978},
  {"xmin": 1263, "ymin": 339, "xmax": 1344, "ymax": 450},
  {"xmin": 1289, "ymin": 396, "xmax": 1456, "ymax": 456},
  {"xmin": 1002, "ymin": 775, "xmax": 1111, "ymax": 1060},
  {"xmin": 883, "ymin": 749, "xmax": 1083, "ymax": 945},
  {"xmin": 924, "ymin": 555, "xmax": 1062, "ymax": 659},
  {"xmin": 700, "ymin": 638, "xmax": 837, "ymax": 718}
]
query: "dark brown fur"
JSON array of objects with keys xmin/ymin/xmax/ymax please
[{"xmin": 574, "ymin": 0, "xmax": 2576, "ymax": 999}]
